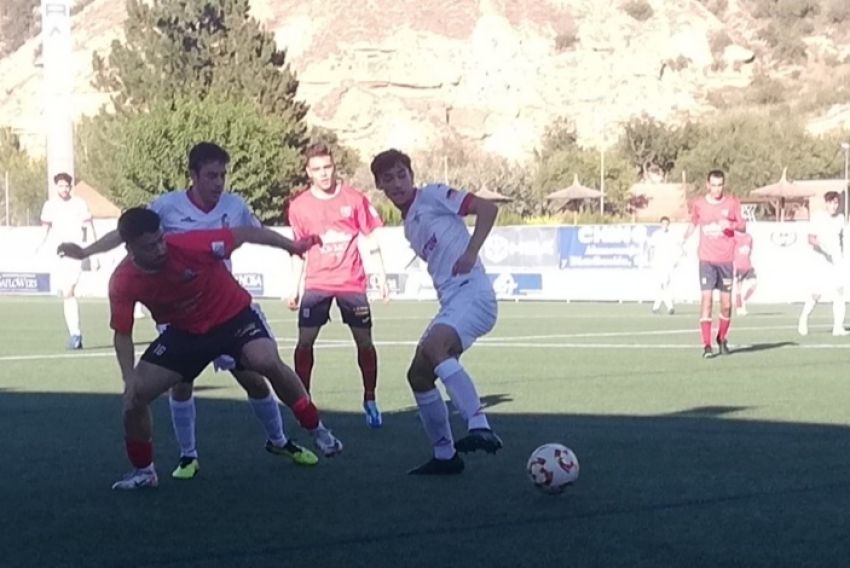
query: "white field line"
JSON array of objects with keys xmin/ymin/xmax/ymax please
[{"xmin": 0, "ymin": 324, "xmax": 842, "ymax": 363}]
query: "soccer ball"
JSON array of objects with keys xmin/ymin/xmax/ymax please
[{"xmin": 527, "ymin": 443, "xmax": 579, "ymax": 494}]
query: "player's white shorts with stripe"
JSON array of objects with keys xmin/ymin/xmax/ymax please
[
  {"xmin": 52, "ymin": 257, "xmax": 82, "ymax": 293},
  {"xmin": 156, "ymin": 303, "xmax": 274, "ymax": 372},
  {"xmin": 426, "ymin": 276, "xmax": 498, "ymax": 350}
]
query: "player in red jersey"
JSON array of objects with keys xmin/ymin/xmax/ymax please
[
  {"xmin": 109, "ymin": 208, "xmax": 343, "ymax": 490},
  {"xmin": 682, "ymin": 170, "xmax": 746, "ymax": 358},
  {"xmin": 287, "ymin": 143, "xmax": 388, "ymax": 427},
  {"xmin": 733, "ymin": 231, "xmax": 757, "ymax": 316}
]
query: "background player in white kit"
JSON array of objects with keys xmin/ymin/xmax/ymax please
[
  {"xmin": 59, "ymin": 143, "xmax": 324, "ymax": 479},
  {"xmin": 370, "ymin": 149, "xmax": 503, "ymax": 475},
  {"xmin": 798, "ymin": 191, "xmax": 848, "ymax": 336},
  {"xmin": 648, "ymin": 216, "xmax": 681, "ymax": 315},
  {"xmin": 38, "ymin": 172, "xmax": 98, "ymax": 350}
]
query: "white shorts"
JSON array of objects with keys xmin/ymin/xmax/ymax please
[
  {"xmin": 52, "ymin": 257, "xmax": 82, "ymax": 293},
  {"xmin": 156, "ymin": 302, "xmax": 275, "ymax": 372},
  {"xmin": 811, "ymin": 259, "xmax": 845, "ymax": 295},
  {"xmin": 425, "ymin": 279, "xmax": 498, "ymax": 351}
]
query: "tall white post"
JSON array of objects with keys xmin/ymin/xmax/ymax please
[{"xmin": 42, "ymin": 0, "xmax": 75, "ymax": 194}]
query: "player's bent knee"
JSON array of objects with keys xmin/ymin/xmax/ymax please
[
  {"xmin": 232, "ymin": 369, "xmax": 271, "ymax": 398},
  {"xmin": 170, "ymin": 381, "xmax": 194, "ymax": 401}
]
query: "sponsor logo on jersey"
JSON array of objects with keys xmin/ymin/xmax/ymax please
[
  {"xmin": 180, "ymin": 216, "xmax": 196, "ymax": 223},
  {"xmin": 340, "ymin": 205, "xmax": 353, "ymax": 218},
  {"xmin": 211, "ymin": 241, "xmax": 226, "ymax": 258},
  {"xmin": 422, "ymin": 234, "xmax": 437, "ymax": 260}
]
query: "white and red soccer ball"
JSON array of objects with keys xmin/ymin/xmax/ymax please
[{"xmin": 527, "ymin": 443, "xmax": 579, "ymax": 494}]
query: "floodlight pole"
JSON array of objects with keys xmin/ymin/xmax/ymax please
[{"xmin": 843, "ymin": 142, "xmax": 850, "ymax": 222}]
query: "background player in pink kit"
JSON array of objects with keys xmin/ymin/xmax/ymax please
[
  {"xmin": 108, "ymin": 208, "xmax": 342, "ymax": 490},
  {"xmin": 287, "ymin": 143, "xmax": 388, "ymax": 427},
  {"xmin": 371, "ymin": 149, "xmax": 502, "ymax": 475},
  {"xmin": 682, "ymin": 170, "xmax": 746, "ymax": 358},
  {"xmin": 733, "ymin": 231, "xmax": 757, "ymax": 316}
]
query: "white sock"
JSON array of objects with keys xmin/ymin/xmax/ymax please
[
  {"xmin": 63, "ymin": 297, "xmax": 80, "ymax": 336},
  {"xmin": 833, "ymin": 299, "xmax": 846, "ymax": 330},
  {"xmin": 434, "ymin": 358, "xmax": 490, "ymax": 431},
  {"xmin": 413, "ymin": 389, "xmax": 455, "ymax": 460},
  {"xmin": 663, "ymin": 287, "xmax": 674, "ymax": 311},
  {"xmin": 169, "ymin": 397, "xmax": 198, "ymax": 458},
  {"xmin": 248, "ymin": 393, "xmax": 287, "ymax": 447},
  {"xmin": 801, "ymin": 298, "xmax": 816, "ymax": 321}
]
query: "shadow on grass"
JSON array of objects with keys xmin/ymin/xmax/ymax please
[
  {"xmin": 1, "ymin": 391, "xmax": 849, "ymax": 568},
  {"xmin": 730, "ymin": 341, "xmax": 797, "ymax": 354}
]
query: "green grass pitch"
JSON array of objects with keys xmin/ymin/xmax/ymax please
[{"xmin": 1, "ymin": 297, "xmax": 849, "ymax": 567}]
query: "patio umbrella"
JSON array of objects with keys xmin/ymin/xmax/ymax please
[
  {"xmin": 475, "ymin": 186, "xmax": 513, "ymax": 203},
  {"xmin": 750, "ymin": 168, "xmax": 815, "ymax": 221},
  {"xmin": 545, "ymin": 174, "xmax": 602, "ymax": 222}
]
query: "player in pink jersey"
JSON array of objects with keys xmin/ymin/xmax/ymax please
[
  {"xmin": 682, "ymin": 170, "xmax": 746, "ymax": 358},
  {"xmin": 733, "ymin": 231, "xmax": 757, "ymax": 316},
  {"xmin": 108, "ymin": 208, "xmax": 342, "ymax": 490},
  {"xmin": 287, "ymin": 143, "xmax": 388, "ymax": 428}
]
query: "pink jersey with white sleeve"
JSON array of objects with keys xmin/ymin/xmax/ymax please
[{"xmin": 287, "ymin": 183, "xmax": 383, "ymax": 293}]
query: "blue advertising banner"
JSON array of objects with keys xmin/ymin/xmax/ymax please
[
  {"xmin": 235, "ymin": 273, "xmax": 264, "ymax": 296},
  {"xmin": 558, "ymin": 225, "xmax": 652, "ymax": 269},
  {"xmin": 0, "ymin": 272, "xmax": 51, "ymax": 294},
  {"xmin": 481, "ymin": 227, "xmax": 560, "ymax": 269},
  {"xmin": 488, "ymin": 273, "xmax": 543, "ymax": 297}
]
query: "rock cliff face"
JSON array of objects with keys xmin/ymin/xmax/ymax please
[{"xmin": 1, "ymin": 0, "xmax": 847, "ymax": 160}]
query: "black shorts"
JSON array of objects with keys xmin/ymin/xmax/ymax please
[
  {"xmin": 140, "ymin": 306, "xmax": 272, "ymax": 381},
  {"xmin": 735, "ymin": 268, "xmax": 757, "ymax": 282},
  {"xmin": 699, "ymin": 261, "xmax": 734, "ymax": 292},
  {"xmin": 299, "ymin": 290, "xmax": 372, "ymax": 329}
]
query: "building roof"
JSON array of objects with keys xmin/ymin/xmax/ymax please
[{"xmin": 73, "ymin": 181, "xmax": 121, "ymax": 218}]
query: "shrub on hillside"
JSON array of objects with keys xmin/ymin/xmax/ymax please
[{"xmin": 622, "ymin": 0, "xmax": 654, "ymax": 22}]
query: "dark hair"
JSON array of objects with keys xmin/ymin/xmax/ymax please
[
  {"xmin": 825, "ymin": 191, "xmax": 841, "ymax": 202},
  {"xmin": 53, "ymin": 172, "xmax": 73, "ymax": 185},
  {"xmin": 304, "ymin": 142, "xmax": 333, "ymax": 163},
  {"xmin": 660, "ymin": 216, "xmax": 670, "ymax": 223},
  {"xmin": 370, "ymin": 149, "xmax": 413, "ymax": 182},
  {"xmin": 118, "ymin": 207, "xmax": 161, "ymax": 242},
  {"xmin": 188, "ymin": 142, "xmax": 230, "ymax": 173},
  {"xmin": 706, "ymin": 169, "xmax": 725, "ymax": 182}
]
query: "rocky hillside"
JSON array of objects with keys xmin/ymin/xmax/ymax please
[{"xmin": 2, "ymin": 0, "xmax": 850, "ymax": 161}]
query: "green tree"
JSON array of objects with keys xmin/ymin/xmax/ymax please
[
  {"xmin": 618, "ymin": 116, "xmax": 703, "ymax": 180},
  {"xmin": 93, "ymin": 0, "xmax": 306, "ymax": 122},
  {"xmin": 81, "ymin": 0, "xmax": 313, "ymax": 221},
  {"xmin": 0, "ymin": 128, "xmax": 46, "ymax": 225},
  {"xmin": 79, "ymin": 97, "xmax": 302, "ymax": 222},
  {"xmin": 673, "ymin": 112, "xmax": 843, "ymax": 194}
]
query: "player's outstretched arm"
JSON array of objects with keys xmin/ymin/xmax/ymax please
[
  {"xmin": 113, "ymin": 331, "xmax": 136, "ymax": 383},
  {"xmin": 453, "ymin": 196, "xmax": 498, "ymax": 276},
  {"xmin": 231, "ymin": 227, "xmax": 321, "ymax": 257},
  {"xmin": 59, "ymin": 229, "xmax": 123, "ymax": 260}
]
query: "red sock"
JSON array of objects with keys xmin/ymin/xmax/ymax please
[
  {"xmin": 292, "ymin": 396, "xmax": 320, "ymax": 430},
  {"xmin": 294, "ymin": 346, "xmax": 314, "ymax": 392},
  {"xmin": 357, "ymin": 346, "xmax": 378, "ymax": 402},
  {"xmin": 718, "ymin": 317, "xmax": 731, "ymax": 341},
  {"xmin": 125, "ymin": 438, "xmax": 153, "ymax": 469},
  {"xmin": 700, "ymin": 320, "xmax": 712, "ymax": 347}
]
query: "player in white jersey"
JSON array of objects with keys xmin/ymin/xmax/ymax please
[
  {"xmin": 37, "ymin": 172, "xmax": 98, "ymax": 350},
  {"xmin": 648, "ymin": 216, "xmax": 681, "ymax": 315},
  {"xmin": 798, "ymin": 191, "xmax": 848, "ymax": 336},
  {"xmin": 370, "ymin": 148, "xmax": 502, "ymax": 475},
  {"xmin": 59, "ymin": 143, "xmax": 321, "ymax": 478}
]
